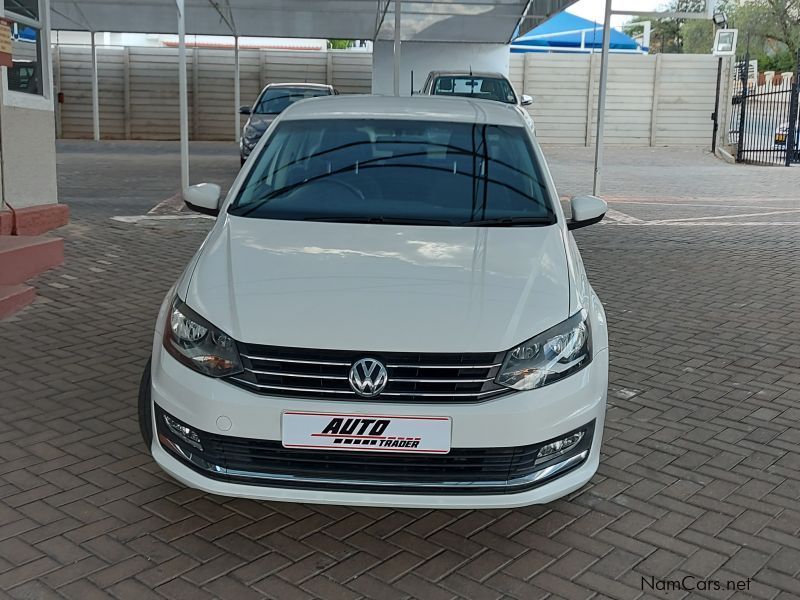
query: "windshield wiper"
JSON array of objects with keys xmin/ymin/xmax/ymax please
[
  {"xmin": 303, "ymin": 216, "xmax": 455, "ymax": 226},
  {"xmin": 463, "ymin": 217, "xmax": 555, "ymax": 227}
]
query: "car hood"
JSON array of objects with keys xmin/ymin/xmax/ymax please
[
  {"xmin": 185, "ymin": 217, "xmax": 574, "ymax": 353},
  {"xmin": 244, "ymin": 114, "xmax": 277, "ymax": 134}
]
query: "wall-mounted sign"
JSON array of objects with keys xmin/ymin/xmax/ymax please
[
  {"xmin": 713, "ymin": 29, "xmax": 738, "ymax": 56},
  {"xmin": 0, "ymin": 19, "xmax": 12, "ymax": 68}
]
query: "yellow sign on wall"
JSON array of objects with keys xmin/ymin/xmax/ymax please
[{"xmin": 0, "ymin": 19, "xmax": 12, "ymax": 68}]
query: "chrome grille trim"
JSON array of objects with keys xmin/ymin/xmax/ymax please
[
  {"xmin": 227, "ymin": 378, "xmax": 508, "ymax": 399},
  {"xmin": 248, "ymin": 370, "xmax": 493, "ymax": 384},
  {"xmin": 227, "ymin": 380, "xmax": 352, "ymax": 395},
  {"xmin": 240, "ymin": 354, "xmax": 351, "ymax": 366},
  {"xmin": 230, "ymin": 344, "xmax": 512, "ymax": 403},
  {"xmin": 249, "ymin": 369, "xmax": 348, "ymax": 380},
  {"xmin": 241, "ymin": 355, "xmax": 503, "ymax": 370},
  {"xmin": 391, "ymin": 377, "xmax": 495, "ymax": 384},
  {"xmin": 386, "ymin": 363, "xmax": 502, "ymax": 369}
]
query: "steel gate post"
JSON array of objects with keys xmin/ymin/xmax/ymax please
[
  {"xmin": 785, "ymin": 52, "xmax": 800, "ymax": 166},
  {"xmin": 736, "ymin": 46, "xmax": 750, "ymax": 163},
  {"xmin": 712, "ymin": 56, "xmax": 722, "ymax": 154}
]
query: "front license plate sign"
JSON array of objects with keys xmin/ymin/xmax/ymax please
[{"xmin": 282, "ymin": 411, "xmax": 451, "ymax": 454}]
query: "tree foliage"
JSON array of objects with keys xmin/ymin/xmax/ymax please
[
  {"xmin": 682, "ymin": 19, "xmax": 715, "ymax": 54},
  {"xmin": 622, "ymin": 0, "xmax": 800, "ymax": 70},
  {"xmin": 327, "ymin": 39, "xmax": 353, "ymax": 50},
  {"xmin": 623, "ymin": 0, "xmax": 709, "ymax": 53},
  {"xmin": 729, "ymin": 0, "xmax": 799, "ymax": 70}
]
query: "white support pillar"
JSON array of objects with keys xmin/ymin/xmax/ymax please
[
  {"xmin": 393, "ymin": 0, "xmax": 401, "ymax": 96},
  {"xmin": 592, "ymin": 0, "xmax": 613, "ymax": 196},
  {"xmin": 177, "ymin": 0, "xmax": 190, "ymax": 197},
  {"xmin": 234, "ymin": 35, "xmax": 241, "ymax": 143},
  {"xmin": 91, "ymin": 31, "xmax": 100, "ymax": 142}
]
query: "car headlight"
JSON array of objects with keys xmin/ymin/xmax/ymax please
[
  {"xmin": 496, "ymin": 310, "xmax": 592, "ymax": 391},
  {"xmin": 163, "ymin": 298, "xmax": 243, "ymax": 377},
  {"xmin": 243, "ymin": 126, "xmax": 262, "ymax": 145}
]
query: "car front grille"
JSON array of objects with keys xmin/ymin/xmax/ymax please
[
  {"xmin": 155, "ymin": 405, "xmax": 595, "ymax": 495},
  {"xmin": 226, "ymin": 343, "xmax": 513, "ymax": 403}
]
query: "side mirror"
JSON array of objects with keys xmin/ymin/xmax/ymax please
[
  {"xmin": 568, "ymin": 195, "xmax": 607, "ymax": 230},
  {"xmin": 239, "ymin": 105, "xmax": 251, "ymax": 115},
  {"xmin": 521, "ymin": 95, "xmax": 534, "ymax": 106},
  {"xmin": 184, "ymin": 183, "xmax": 222, "ymax": 216}
]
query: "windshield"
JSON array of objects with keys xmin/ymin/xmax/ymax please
[
  {"xmin": 432, "ymin": 76, "xmax": 517, "ymax": 104},
  {"xmin": 228, "ymin": 119, "xmax": 555, "ymax": 226},
  {"xmin": 254, "ymin": 87, "xmax": 331, "ymax": 114}
]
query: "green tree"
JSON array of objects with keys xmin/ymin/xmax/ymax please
[
  {"xmin": 327, "ymin": 39, "xmax": 353, "ymax": 50},
  {"xmin": 621, "ymin": 0, "xmax": 800, "ymax": 68},
  {"xmin": 682, "ymin": 19, "xmax": 715, "ymax": 53},
  {"xmin": 729, "ymin": 0, "xmax": 799, "ymax": 69},
  {"xmin": 623, "ymin": 0, "xmax": 710, "ymax": 53}
]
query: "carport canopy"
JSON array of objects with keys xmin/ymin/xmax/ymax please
[
  {"xmin": 51, "ymin": 0, "xmax": 578, "ymax": 45},
  {"xmin": 49, "ymin": 0, "xmax": 580, "ymax": 196}
]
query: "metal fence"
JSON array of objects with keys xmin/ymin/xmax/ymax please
[{"xmin": 729, "ymin": 54, "xmax": 800, "ymax": 166}]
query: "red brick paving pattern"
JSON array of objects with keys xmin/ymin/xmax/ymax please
[{"xmin": 2, "ymin": 147, "xmax": 800, "ymax": 598}]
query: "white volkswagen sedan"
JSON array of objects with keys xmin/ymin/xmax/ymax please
[{"xmin": 140, "ymin": 95, "xmax": 609, "ymax": 509}]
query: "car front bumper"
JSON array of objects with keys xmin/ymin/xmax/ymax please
[{"xmin": 149, "ymin": 339, "xmax": 608, "ymax": 508}]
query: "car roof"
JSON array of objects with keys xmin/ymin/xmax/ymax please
[
  {"xmin": 280, "ymin": 95, "xmax": 526, "ymax": 127},
  {"xmin": 265, "ymin": 82, "xmax": 333, "ymax": 89},
  {"xmin": 429, "ymin": 71, "xmax": 508, "ymax": 79}
]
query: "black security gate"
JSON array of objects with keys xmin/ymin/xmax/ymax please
[{"xmin": 729, "ymin": 53, "xmax": 800, "ymax": 166}]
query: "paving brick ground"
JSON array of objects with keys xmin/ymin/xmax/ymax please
[{"xmin": 1, "ymin": 141, "xmax": 799, "ymax": 599}]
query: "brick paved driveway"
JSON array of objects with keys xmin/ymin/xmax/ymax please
[{"xmin": 0, "ymin": 142, "xmax": 798, "ymax": 599}]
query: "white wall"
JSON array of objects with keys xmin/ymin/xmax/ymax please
[
  {"xmin": 372, "ymin": 41, "xmax": 510, "ymax": 96},
  {"xmin": 53, "ymin": 46, "xmax": 373, "ymax": 140},
  {"xmin": 0, "ymin": 0, "xmax": 58, "ymax": 209},
  {"xmin": 508, "ymin": 52, "xmax": 727, "ymax": 147},
  {"xmin": 53, "ymin": 46, "xmax": 726, "ymax": 148},
  {"xmin": 0, "ymin": 106, "xmax": 58, "ymax": 208}
]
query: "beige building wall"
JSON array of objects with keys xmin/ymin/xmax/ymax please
[
  {"xmin": 0, "ymin": 103, "xmax": 58, "ymax": 209},
  {"xmin": 1, "ymin": 0, "xmax": 59, "ymax": 211}
]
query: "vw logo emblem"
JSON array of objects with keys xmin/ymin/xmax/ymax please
[{"xmin": 348, "ymin": 358, "xmax": 388, "ymax": 397}]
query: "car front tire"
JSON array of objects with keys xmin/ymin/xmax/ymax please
[{"xmin": 138, "ymin": 358, "xmax": 154, "ymax": 450}]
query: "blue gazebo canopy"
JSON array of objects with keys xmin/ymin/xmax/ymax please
[{"xmin": 511, "ymin": 11, "xmax": 642, "ymax": 53}]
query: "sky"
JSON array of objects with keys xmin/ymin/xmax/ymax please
[{"xmin": 567, "ymin": 0, "xmax": 667, "ymax": 27}]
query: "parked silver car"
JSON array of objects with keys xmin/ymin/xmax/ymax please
[
  {"xmin": 239, "ymin": 83, "xmax": 337, "ymax": 164},
  {"xmin": 420, "ymin": 71, "xmax": 532, "ymax": 107}
]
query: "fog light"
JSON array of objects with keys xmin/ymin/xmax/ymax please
[
  {"xmin": 164, "ymin": 414, "xmax": 203, "ymax": 450},
  {"xmin": 535, "ymin": 431, "xmax": 583, "ymax": 465}
]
